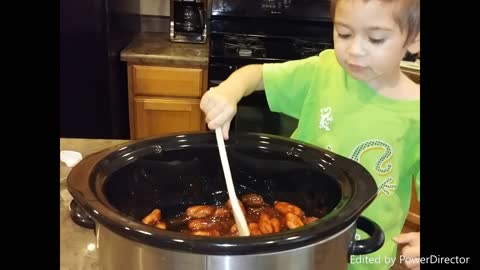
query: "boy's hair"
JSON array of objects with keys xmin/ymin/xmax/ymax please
[{"xmin": 330, "ymin": 0, "xmax": 420, "ymax": 45}]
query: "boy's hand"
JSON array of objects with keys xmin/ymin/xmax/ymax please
[
  {"xmin": 393, "ymin": 232, "xmax": 420, "ymax": 270},
  {"xmin": 200, "ymin": 86, "xmax": 239, "ymax": 140}
]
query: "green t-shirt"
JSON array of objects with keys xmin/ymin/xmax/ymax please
[{"xmin": 263, "ymin": 49, "xmax": 420, "ymax": 270}]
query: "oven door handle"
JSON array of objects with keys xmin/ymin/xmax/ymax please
[{"xmin": 209, "ymin": 80, "xmax": 223, "ymax": 86}]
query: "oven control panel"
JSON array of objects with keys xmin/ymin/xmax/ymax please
[
  {"xmin": 261, "ymin": 0, "xmax": 292, "ymax": 14},
  {"xmin": 211, "ymin": 0, "xmax": 331, "ymax": 22}
]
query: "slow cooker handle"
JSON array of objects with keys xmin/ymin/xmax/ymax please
[
  {"xmin": 349, "ymin": 216, "xmax": 385, "ymax": 255},
  {"xmin": 70, "ymin": 199, "xmax": 95, "ymax": 230}
]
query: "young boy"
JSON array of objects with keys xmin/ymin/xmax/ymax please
[{"xmin": 200, "ymin": 0, "xmax": 420, "ymax": 269}]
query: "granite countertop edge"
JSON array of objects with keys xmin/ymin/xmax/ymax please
[{"xmin": 120, "ymin": 32, "xmax": 209, "ymax": 67}]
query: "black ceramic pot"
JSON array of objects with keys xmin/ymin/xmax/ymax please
[{"xmin": 67, "ymin": 132, "xmax": 384, "ymax": 270}]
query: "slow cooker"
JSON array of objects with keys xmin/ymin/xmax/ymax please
[{"xmin": 67, "ymin": 132, "xmax": 384, "ymax": 270}]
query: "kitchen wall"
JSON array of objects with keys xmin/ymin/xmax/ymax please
[
  {"xmin": 139, "ymin": 0, "xmax": 170, "ymax": 32},
  {"xmin": 140, "ymin": 0, "xmax": 170, "ymax": 16}
]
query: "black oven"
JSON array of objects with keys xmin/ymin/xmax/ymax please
[{"xmin": 208, "ymin": 0, "xmax": 334, "ymax": 137}]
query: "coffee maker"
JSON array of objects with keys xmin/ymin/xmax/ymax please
[{"xmin": 170, "ymin": 0, "xmax": 207, "ymax": 43}]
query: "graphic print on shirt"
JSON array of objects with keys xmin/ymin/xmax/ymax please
[
  {"xmin": 319, "ymin": 107, "xmax": 333, "ymax": 131},
  {"xmin": 350, "ymin": 139, "xmax": 397, "ymax": 196}
]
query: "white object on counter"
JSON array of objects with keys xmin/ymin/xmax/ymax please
[{"xmin": 60, "ymin": 150, "xmax": 83, "ymax": 167}]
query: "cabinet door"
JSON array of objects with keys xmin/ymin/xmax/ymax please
[{"xmin": 133, "ymin": 97, "xmax": 204, "ymax": 139}]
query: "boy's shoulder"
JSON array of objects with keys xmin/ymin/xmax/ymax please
[
  {"xmin": 296, "ymin": 49, "xmax": 337, "ymax": 65},
  {"xmin": 263, "ymin": 49, "xmax": 342, "ymax": 77},
  {"xmin": 317, "ymin": 49, "xmax": 339, "ymax": 65},
  {"xmin": 315, "ymin": 49, "xmax": 343, "ymax": 74},
  {"xmin": 318, "ymin": 48, "xmax": 335, "ymax": 60},
  {"xmin": 286, "ymin": 49, "xmax": 341, "ymax": 71}
]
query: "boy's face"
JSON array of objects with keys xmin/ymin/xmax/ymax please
[{"xmin": 332, "ymin": 0, "xmax": 419, "ymax": 83}]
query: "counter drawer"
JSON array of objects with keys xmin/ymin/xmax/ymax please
[{"xmin": 132, "ymin": 65, "xmax": 203, "ymax": 97}]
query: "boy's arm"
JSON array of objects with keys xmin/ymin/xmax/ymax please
[
  {"xmin": 200, "ymin": 64, "xmax": 264, "ymax": 139},
  {"xmin": 216, "ymin": 64, "xmax": 265, "ymax": 102}
]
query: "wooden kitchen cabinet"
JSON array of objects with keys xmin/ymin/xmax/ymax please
[
  {"xmin": 401, "ymin": 64, "xmax": 420, "ymax": 84},
  {"xmin": 403, "ymin": 69, "xmax": 420, "ymax": 84},
  {"xmin": 133, "ymin": 97, "xmax": 203, "ymax": 139},
  {"xmin": 127, "ymin": 64, "xmax": 208, "ymax": 139}
]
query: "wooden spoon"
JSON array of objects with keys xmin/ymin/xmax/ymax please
[{"xmin": 215, "ymin": 128, "xmax": 250, "ymax": 236}]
